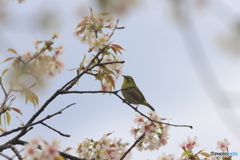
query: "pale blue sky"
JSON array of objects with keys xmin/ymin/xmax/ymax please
[{"xmin": 0, "ymin": 0, "xmax": 240, "ymax": 159}]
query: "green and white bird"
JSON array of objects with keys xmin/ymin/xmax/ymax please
[{"xmin": 121, "ymin": 75, "xmax": 155, "ymax": 111}]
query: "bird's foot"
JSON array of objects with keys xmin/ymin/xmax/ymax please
[{"xmin": 135, "ymin": 104, "xmax": 139, "ymax": 111}]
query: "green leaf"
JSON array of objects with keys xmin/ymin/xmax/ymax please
[
  {"xmin": 79, "ymin": 54, "xmax": 86, "ymax": 69},
  {"xmin": 16, "ymin": 116, "xmax": 25, "ymax": 126},
  {"xmin": 66, "ymin": 68, "xmax": 78, "ymax": 71},
  {"xmin": 106, "ymin": 131, "xmax": 114, "ymax": 136},
  {"xmin": 55, "ymin": 155, "xmax": 65, "ymax": 160},
  {"xmin": 3, "ymin": 113, "xmax": 6, "ymax": 126},
  {"xmin": 63, "ymin": 147, "xmax": 72, "ymax": 152},
  {"xmin": 0, "ymin": 114, "xmax": 2, "ymax": 126},
  {"xmin": 25, "ymin": 89, "xmax": 39, "ymax": 106},
  {"xmin": 29, "ymin": 90, "xmax": 39, "ymax": 106},
  {"xmin": 99, "ymin": 12, "xmax": 110, "ymax": 16},
  {"xmin": 105, "ymin": 75, "xmax": 115, "ymax": 90},
  {"xmin": 2, "ymin": 69, "xmax": 9, "ymax": 76},
  {"xmin": 100, "ymin": 66, "xmax": 116, "ymax": 76},
  {"xmin": 181, "ymin": 150, "xmax": 192, "ymax": 157},
  {"xmin": 9, "ymin": 97, "xmax": 16, "ymax": 103},
  {"xmin": 200, "ymin": 152, "xmax": 211, "ymax": 157},
  {"xmin": 7, "ymin": 48, "xmax": 17, "ymax": 54},
  {"xmin": 6, "ymin": 112, "xmax": 11, "ymax": 125},
  {"xmin": 75, "ymin": 17, "xmax": 88, "ymax": 29},
  {"xmin": 25, "ymin": 90, "xmax": 34, "ymax": 105}
]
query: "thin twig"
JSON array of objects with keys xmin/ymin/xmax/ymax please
[
  {"xmin": 8, "ymin": 144, "xmax": 23, "ymax": 160},
  {"xmin": 0, "ymin": 152, "xmax": 11, "ymax": 160},
  {"xmin": 87, "ymin": 61, "xmax": 125, "ymax": 72},
  {"xmin": 108, "ymin": 19, "xmax": 119, "ymax": 40},
  {"xmin": 120, "ymin": 133, "xmax": 145, "ymax": 160},
  {"xmin": 41, "ymin": 122, "xmax": 70, "ymax": 137},
  {"xmin": 25, "ymin": 42, "xmax": 52, "ymax": 66},
  {"xmin": 113, "ymin": 92, "xmax": 192, "ymax": 129},
  {"xmin": 0, "ymin": 94, "xmax": 14, "ymax": 115},
  {"xmin": 61, "ymin": 48, "xmax": 104, "ymax": 91},
  {"xmin": 86, "ymin": 72, "xmax": 97, "ymax": 76},
  {"xmin": 0, "ymin": 103, "xmax": 75, "ymax": 138},
  {"xmin": 116, "ymin": 26, "xmax": 125, "ymax": 29},
  {"xmin": 11, "ymin": 148, "xmax": 24, "ymax": 160},
  {"xmin": 0, "ymin": 80, "xmax": 7, "ymax": 96}
]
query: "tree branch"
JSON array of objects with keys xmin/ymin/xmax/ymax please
[
  {"xmin": 0, "ymin": 152, "xmax": 11, "ymax": 160},
  {"xmin": 0, "ymin": 103, "xmax": 75, "ymax": 139},
  {"xmin": 41, "ymin": 122, "xmax": 70, "ymax": 137},
  {"xmin": 59, "ymin": 89, "xmax": 193, "ymax": 129},
  {"xmin": 8, "ymin": 144, "xmax": 23, "ymax": 160},
  {"xmin": 0, "ymin": 79, "xmax": 7, "ymax": 96},
  {"xmin": 120, "ymin": 133, "xmax": 145, "ymax": 160}
]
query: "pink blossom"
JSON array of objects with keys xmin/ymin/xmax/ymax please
[
  {"xmin": 139, "ymin": 121, "xmax": 156, "ymax": 136},
  {"xmin": 133, "ymin": 113, "xmax": 145, "ymax": 123},
  {"xmin": 130, "ymin": 127, "xmax": 138, "ymax": 138},
  {"xmin": 41, "ymin": 139, "xmax": 60, "ymax": 159},
  {"xmin": 136, "ymin": 143, "xmax": 144, "ymax": 151},
  {"xmin": 184, "ymin": 136, "xmax": 199, "ymax": 150},
  {"xmin": 158, "ymin": 153, "xmax": 175, "ymax": 160},
  {"xmin": 54, "ymin": 45, "xmax": 65, "ymax": 56},
  {"xmin": 101, "ymin": 82, "xmax": 112, "ymax": 93},
  {"xmin": 52, "ymin": 32, "xmax": 60, "ymax": 39},
  {"xmin": 216, "ymin": 139, "xmax": 230, "ymax": 152}
]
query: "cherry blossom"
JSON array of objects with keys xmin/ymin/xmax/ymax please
[
  {"xmin": 139, "ymin": 121, "xmax": 156, "ymax": 136},
  {"xmin": 52, "ymin": 32, "xmax": 61, "ymax": 39},
  {"xmin": 158, "ymin": 152, "xmax": 175, "ymax": 160},
  {"xmin": 216, "ymin": 139, "xmax": 230, "ymax": 152},
  {"xmin": 133, "ymin": 113, "xmax": 145, "ymax": 123}
]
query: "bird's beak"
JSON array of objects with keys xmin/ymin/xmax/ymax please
[{"xmin": 122, "ymin": 75, "xmax": 126, "ymax": 78}]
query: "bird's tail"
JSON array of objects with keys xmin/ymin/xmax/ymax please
[{"xmin": 144, "ymin": 101, "xmax": 155, "ymax": 111}]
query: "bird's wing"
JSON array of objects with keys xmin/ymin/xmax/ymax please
[{"xmin": 134, "ymin": 86, "xmax": 146, "ymax": 101}]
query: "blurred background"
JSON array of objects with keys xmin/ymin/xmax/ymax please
[{"xmin": 0, "ymin": 0, "xmax": 240, "ymax": 159}]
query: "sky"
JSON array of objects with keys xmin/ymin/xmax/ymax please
[{"xmin": 0, "ymin": 0, "xmax": 240, "ymax": 159}]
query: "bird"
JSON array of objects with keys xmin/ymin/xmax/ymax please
[{"xmin": 121, "ymin": 75, "xmax": 155, "ymax": 111}]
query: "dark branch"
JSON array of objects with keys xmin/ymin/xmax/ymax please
[
  {"xmin": 0, "ymin": 80, "xmax": 7, "ymax": 96},
  {"xmin": 0, "ymin": 103, "xmax": 75, "ymax": 138},
  {"xmin": 0, "ymin": 152, "xmax": 11, "ymax": 160},
  {"xmin": 41, "ymin": 122, "xmax": 70, "ymax": 137},
  {"xmin": 120, "ymin": 133, "xmax": 145, "ymax": 160},
  {"xmin": 8, "ymin": 144, "xmax": 23, "ymax": 160},
  {"xmin": 59, "ymin": 89, "xmax": 193, "ymax": 129}
]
